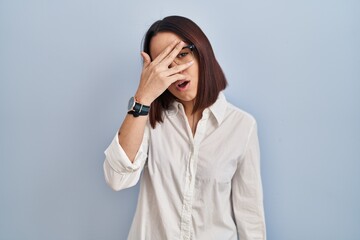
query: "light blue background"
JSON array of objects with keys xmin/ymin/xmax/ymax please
[{"xmin": 1, "ymin": 0, "xmax": 359, "ymax": 239}]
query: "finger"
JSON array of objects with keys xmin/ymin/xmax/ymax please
[
  {"xmin": 152, "ymin": 40, "xmax": 183, "ymax": 65},
  {"xmin": 165, "ymin": 60, "xmax": 194, "ymax": 76},
  {"xmin": 167, "ymin": 73, "xmax": 188, "ymax": 84},
  {"xmin": 160, "ymin": 41, "xmax": 187, "ymax": 66},
  {"xmin": 141, "ymin": 52, "xmax": 151, "ymax": 66}
]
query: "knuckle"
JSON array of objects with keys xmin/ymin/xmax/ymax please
[
  {"xmin": 155, "ymin": 67, "xmax": 162, "ymax": 74},
  {"xmin": 148, "ymin": 61, "xmax": 155, "ymax": 68},
  {"xmin": 158, "ymin": 72, "xmax": 165, "ymax": 78}
]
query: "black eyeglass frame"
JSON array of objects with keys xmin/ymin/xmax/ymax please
[{"xmin": 182, "ymin": 44, "xmax": 195, "ymax": 51}]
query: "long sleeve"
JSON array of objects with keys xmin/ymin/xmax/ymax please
[
  {"xmin": 231, "ymin": 122, "xmax": 266, "ymax": 240},
  {"xmin": 103, "ymin": 125, "xmax": 149, "ymax": 191}
]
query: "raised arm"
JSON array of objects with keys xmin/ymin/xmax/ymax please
[
  {"xmin": 103, "ymin": 40, "xmax": 194, "ymax": 191},
  {"xmin": 119, "ymin": 40, "xmax": 193, "ymax": 162}
]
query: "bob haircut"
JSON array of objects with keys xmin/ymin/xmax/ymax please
[{"xmin": 143, "ymin": 16, "xmax": 228, "ymax": 128}]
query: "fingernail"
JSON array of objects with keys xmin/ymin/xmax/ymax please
[{"xmin": 188, "ymin": 60, "xmax": 194, "ymax": 65}]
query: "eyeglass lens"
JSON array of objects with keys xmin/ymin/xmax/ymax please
[{"xmin": 174, "ymin": 46, "xmax": 194, "ymax": 65}]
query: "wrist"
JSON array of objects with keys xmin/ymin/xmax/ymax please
[
  {"xmin": 127, "ymin": 96, "xmax": 150, "ymax": 117},
  {"xmin": 134, "ymin": 92, "xmax": 153, "ymax": 106}
]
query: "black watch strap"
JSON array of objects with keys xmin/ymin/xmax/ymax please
[
  {"xmin": 127, "ymin": 110, "xmax": 148, "ymax": 117},
  {"xmin": 128, "ymin": 101, "xmax": 150, "ymax": 117}
]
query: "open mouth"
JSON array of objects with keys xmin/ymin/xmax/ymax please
[{"xmin": 176, "ymin": 80, "xmax": 190, "ymax": 90}]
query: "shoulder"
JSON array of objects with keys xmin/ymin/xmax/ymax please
[
  {"xmin": 223, "ymin": 99, "xmax": 257, "ymax": 128},
  {"xmin": 210, "ymin": 92, "xmax": 256, "ymax": 127}
]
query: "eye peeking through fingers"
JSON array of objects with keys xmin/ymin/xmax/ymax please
[
  {"xmin": 177, "ymin": 52, "xmax": 189, "ymax": 58},
  {"xmin": 173, "ymin": 44, "xmax": 195, "ymax": 65}
]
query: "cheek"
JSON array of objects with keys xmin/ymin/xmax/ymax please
[
  {"xmin": 190, "ymin": 67, "xmax": 199, "ymax": 85},
  {"xmin": 192, "ymin": 63, "xmax": 199, "ymax": 79},
  {"xmin": 167, "ymin": 85, "xmax": 177, "ymax": 94}
]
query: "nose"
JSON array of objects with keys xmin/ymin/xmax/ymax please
[
  {"xmin": 169, "ymin": 61, "xmax": 185, "ymax": 75},
  {"xmin": 169, "ymin": 60, "xmax": 180, "ymax": 69}
]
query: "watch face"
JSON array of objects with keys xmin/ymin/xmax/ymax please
[{"xmin": 128, "ymin": 97, "xmax": 135, "ymax": 111}]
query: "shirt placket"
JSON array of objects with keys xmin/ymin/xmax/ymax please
[{"xmin": 179, "ymin": 109, "xmax": 209, "ymax": 240}]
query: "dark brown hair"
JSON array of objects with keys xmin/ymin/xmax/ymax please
[{"xmin": 143, "ymin": 16, "xmax": 227, "ymax": 128}]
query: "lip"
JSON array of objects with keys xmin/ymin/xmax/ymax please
[{"xmin": 175, "ymin": 80, "xmax": 190, "ymax": 92}]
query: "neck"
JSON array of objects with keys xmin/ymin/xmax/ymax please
[{"xmin": 181, "ymin": 100, "xmax": 195, "ymax": 116}]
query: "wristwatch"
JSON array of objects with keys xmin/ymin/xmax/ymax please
[{"xmin": 127, "ymin": 96, "xmax": 150, "ymax": 117}]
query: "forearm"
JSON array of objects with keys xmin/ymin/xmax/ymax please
[
  {"xmin": 118, "ymin": 41, "xmax": 191, "ymax": 163},
  {"xmin": 118, "ymin": 114, "xmax": 148, "ymax": 163}
]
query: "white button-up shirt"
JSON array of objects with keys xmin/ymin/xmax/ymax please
[{"xmin": 103, "ymin": 93, "xmax": 266, "ymax": 240}]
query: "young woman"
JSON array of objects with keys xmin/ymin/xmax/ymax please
[{"xmin": 103, "ymin": 16, "xmax": 266, "ymax": 240}]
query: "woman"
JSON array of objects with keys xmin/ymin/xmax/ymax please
[{"xmin": 103, "ymin": 16, "xmax": 266, "ymax": 240}]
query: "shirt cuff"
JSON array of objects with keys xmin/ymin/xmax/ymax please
[{"xmin": 104, "ymin": 131, "xmax": 147, "ymax": 174}]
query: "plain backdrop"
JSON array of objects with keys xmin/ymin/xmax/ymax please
[{"xmin": 0, "ymin": 0, "xmax": 359, "ymax": 239}]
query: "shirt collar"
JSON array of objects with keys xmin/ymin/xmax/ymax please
[
  {"xmin": 208, "ymin": 92, "xmax": 227, "ymax": 125},
  {"xmin": 166, "ymin": 92, "xmax": 227, "ymax": 125}
]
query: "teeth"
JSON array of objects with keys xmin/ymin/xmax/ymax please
[{"xmin": 177, "ymin": 80, "xmax": 186, "ymax": 87}]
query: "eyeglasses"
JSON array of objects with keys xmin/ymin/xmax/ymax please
[{"xmin": 173, "ymin": 44, "xmax": 195, "ymax": 65}]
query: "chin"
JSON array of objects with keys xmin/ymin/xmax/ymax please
[
  {"xmin": 170, "ymin": 92, "xmax": 195, "ymax": 102},
  {"xmin": 177, "ymin": 96, "xmax": 196, "ymax": 103},
  {"xmin": 168, "ymin": 89, "xmax": 196, "ymax": 102}
]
